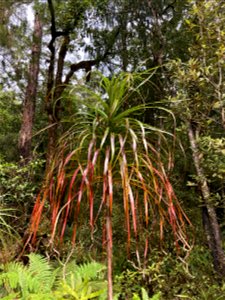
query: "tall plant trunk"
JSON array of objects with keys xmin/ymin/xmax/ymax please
[
  {"xmin": 106, "ymin": 194, "xmax": 113, "ymax": 300},
  {"xmin": 18, "ymin": 12, "xmax": 42, "ymax": 162},
  {"xmin": 187, "ymin": 122, "xmax": 225, "ymax": 275},
  {"xmin": 120, "ymin": 16, "xmax": 128, "ymax": 72}
]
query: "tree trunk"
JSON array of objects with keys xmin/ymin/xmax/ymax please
[
  {"xmin": 18, "ymin": 12, "xmax": 42, "ymax": 162},
  {"xmin": 187, "ymin": 122, "xmax": 225, "ymax": 275}
]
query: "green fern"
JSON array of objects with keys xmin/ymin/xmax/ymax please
[
  {"xmin": 0, "ymin": 254, "xmax": 107, "ymax": 300},
  {"xmin": 54, "ymin": 260, "xmax": 107, "ymax": 300},
  {"xmin": 28, "ymin": 253, "xmax": 57, "ymax": 293},
  {"xmin": 54, "ymin": 261, "xmax": 106, "ymax": 300},
  {"xmin": 64, "ymin": 260, "xmax": 106, "ymax": 283},
  {"xmin": 76, "ymin": 261, "xmax": 106, "ymax": 280},
  {"xmin": 0, "ymin": 261, "xmax": 24, "ymax": 290},
  {"xmin": 0, "ymin": 253, "xmax": 56, "ymax": 299}
]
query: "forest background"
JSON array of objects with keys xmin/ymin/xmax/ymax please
[{"xmin": 0, "ymin": 0, "xmax": 225, "ymax": 299}]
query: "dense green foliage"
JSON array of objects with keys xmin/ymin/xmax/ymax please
[
  {"xmin": 0, "ymin": 0, "xmax": 225, "ymax": 299},
  {"xmin": 0, "ymin": 92, "xmax": 21, "ymax": 160}
]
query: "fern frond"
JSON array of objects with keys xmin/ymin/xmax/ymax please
[
  {"xmin": 27, "ymin": 253, "xmax": 55, "ymax": 293},
  {"xmin": 18, "ymin": 269, "xmax": 31, "ymax": 299},
  {"xmin": 0, "ymin": 256, "xmax": 107, "ymax": 300},
  {"xmin": 0, "ymin": 254, "xmax": 56, "ymax": 297},
  {"xmin": 54, "ymin": 260, "xmax": 107, "ymax": 300},
  {"xmin": 0, "ymin": 261, "xmax": 24, "ymax": 290},
  {"xmin": 74, "ymin": 261, "xmax": 106, "ymax": 281}
]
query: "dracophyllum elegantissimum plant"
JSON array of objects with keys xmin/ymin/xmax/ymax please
[{"xmin": 29, "ymin": 71, "xmax": 190, "ymax": 299}]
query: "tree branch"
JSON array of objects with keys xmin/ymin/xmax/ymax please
[{"xmin": 64, "ymin": 27, "xmax": 120, "ymax": 85}]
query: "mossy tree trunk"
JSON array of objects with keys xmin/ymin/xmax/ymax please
[{"xmin": 188, "ymin": 122, "xmax": 225, "ymax": 275}]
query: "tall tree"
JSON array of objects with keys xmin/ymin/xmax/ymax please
[
  {"xmin": 169, "ymin": 0, "xmax": 225, "ymax": 275},
  {"xmin": 0, "ymin": 0, "xmax": 34, "ymax": 89},
  {"xmin": 90, "ymin": 0, "xmax": 189, "ymax": 71},
  {"xmin": 18, "ymin": 9, "xmax": 42, "ymax": 161}
]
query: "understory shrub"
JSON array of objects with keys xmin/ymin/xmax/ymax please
[
  {"xmin": 0, "ymin": 158, "xmax": 44, "ymax": 233},
  {"xmin": 114, "ymin": 246, "xmax": 225, "ymax": 300}
]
